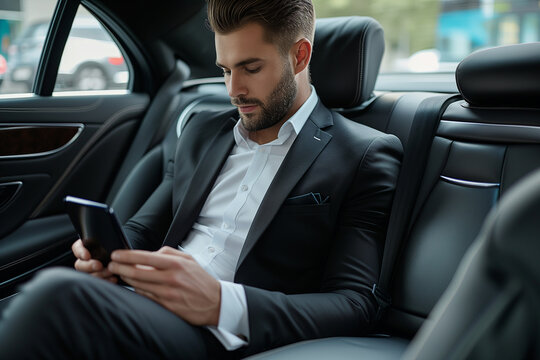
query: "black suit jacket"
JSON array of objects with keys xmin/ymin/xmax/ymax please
[{"xmin": 124, "ymin": 100, "xmax": 402, "ymax": 356}]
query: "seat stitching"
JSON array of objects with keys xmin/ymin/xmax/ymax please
[{"xmin": 354, "ymin": 21, "xmax": 368, "ymax": 107}]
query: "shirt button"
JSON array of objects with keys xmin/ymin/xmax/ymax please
[
  {"xmin": 208, "ymin": 246, "xmax": 215, "ymax": 253},
  {"xmin": 241, "ymin": 185, "xmax": 249, "ymax": 192},
  {"xmin": 223, "ymin": 223, "xmax": 229, "ymax": 229}
]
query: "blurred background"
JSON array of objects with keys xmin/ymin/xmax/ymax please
[
  {"xmin": 0, "ymin": 0, "xmax": 538, "ymax": 94},
  {"xmin": 0, "ymin": 0, "xmax": 127, "ymax": 94},
  {"xmin": 314, "ymin": 0, "xmax": 540, "ymax": 73}
]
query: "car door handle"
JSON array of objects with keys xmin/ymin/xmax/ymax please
[{"xmin": 0, "ymin": 181, "xmax": 23, "ymax": 212}]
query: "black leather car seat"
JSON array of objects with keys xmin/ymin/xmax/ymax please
[
  {"xmin": 244, "ymin": 16, "xmax": 458, "ymax": 360},
  {"xmin": 247, "ymin": 34, "xmax": 540, "ymax": 360},
  {"xmin": 401, "ymin": 42, "xmax": 540, "ymax": 360},
  {"xmin": 384, "ymin": 42, "xmax": 540, "ymax": 339},
  {"xmin": 404, "ymin": 166, "xmax": 540, "ymax": 360}
]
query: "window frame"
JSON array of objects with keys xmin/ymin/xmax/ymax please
[
  {"xmin": 26, "ymin": 0, "xmax": 150, "ymax": 96},
  {"xmin": 33, "ymin": 0, "xmax": 79, "ymax": 96}
]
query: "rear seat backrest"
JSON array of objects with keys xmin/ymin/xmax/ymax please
[
  {"xmin": 244, "ymin": 16, "xmax": 462, "ymax": 360},
  {"xmin": 384, "ymin": 42, "xmax": 540, "ymax": 338},
  {"xmin": 312, "ymin": 16, "xmax": 468, "ymax": 340}
]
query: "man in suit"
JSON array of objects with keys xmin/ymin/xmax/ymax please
[{"xmin": 0, "ymin": 0, "xmax": 402, "ymax": 358}]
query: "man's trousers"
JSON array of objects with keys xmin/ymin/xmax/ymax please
[{"xmin": 0, "ymin": 267, "xmax": 241, "ymax": 359}]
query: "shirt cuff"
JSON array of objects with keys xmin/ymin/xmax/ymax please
[{"xmin": 206, "ymin": 280, "xmax": 250, "ymax": 351}]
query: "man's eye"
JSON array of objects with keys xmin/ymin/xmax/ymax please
[
  {"xmin": 222, "ymin": 69, "xmax": 231, "ymax": 76},
  {"xmin": 246, "ymin": 67, "xmax": 261, "ymax": 74}
]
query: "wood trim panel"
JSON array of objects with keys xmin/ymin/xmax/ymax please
[{"xmin": 0, "ymin": 125, "xmax": 83, "ymax": 158}]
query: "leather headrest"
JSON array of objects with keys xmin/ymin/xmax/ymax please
[
  {"xmin": 311, "ymin": 16, "xmax": 385, "ymax": 109},
  {"xmin": 456, "ymin": 43, "xmax": 540, "ymax": 109}
]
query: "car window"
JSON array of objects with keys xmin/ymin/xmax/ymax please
[
  {"xmin": 0, "ymin": 1, "xmax": 130, "ymax": 95},
  {"xmin": 53, "ymin": 6, "xmax": 130, "ymax": 93},
  {"xmin": 313, "ymin": 0, "xmax": 540, "ymax": 74},
  {"xmin": 0, "ymin": 1, "xmax": 56, "ymax": 94},
  {"xmin": 69, "ymin": 27, "xmax": 110, "ymax": 42}
]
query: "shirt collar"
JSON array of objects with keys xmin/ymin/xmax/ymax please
[{"xmin": 234, "ymin": 85, "xmax": 319, "ymax": 148}]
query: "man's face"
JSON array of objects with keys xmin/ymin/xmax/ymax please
[{"xmin": 215, "ymin": 22, "xmax": 297, "ymax": 131}]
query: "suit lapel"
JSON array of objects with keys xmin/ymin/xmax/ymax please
[
  {"xmin": 236, "ymin": 102, "xmax": 334, "ymax": 271},
  {"xmin": 163, "ymin": 114, "xmax": 237, "ymax": 248}
]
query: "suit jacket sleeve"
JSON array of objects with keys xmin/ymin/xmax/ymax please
[
  {"xmin": 241, "ymin": 134, "xmax": 402, "ymax": 355},
  {"xmin": 122, "ymin": 160, "xmax": 174, "ymax": 251}
]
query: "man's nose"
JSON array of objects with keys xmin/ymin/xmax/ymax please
[{"xmin": 227, "ymin": 72, "xmax": 248, "ymax": 98}]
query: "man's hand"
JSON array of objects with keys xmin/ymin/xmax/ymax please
[
  {"xmin": 72, "ymin": 239, "xmax": 118, "ymax": 283},
  {"xmin": 108, "ymin": 246, "xmax": 221, "ymax": 326}
]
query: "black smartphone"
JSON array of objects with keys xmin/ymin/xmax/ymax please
[{"xmin": 64, "ymin": 196, "xmax": 132, "ymax": 265}]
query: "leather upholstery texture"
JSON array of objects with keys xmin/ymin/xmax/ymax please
[
  {"xmin": 387, "ymin": 119, "xmax": 540, "ymax": 336},
  {"xmin": 246, "ymin": 337, "xmax": 409, "ymax": 360},
  {"xmin": 382, "ymin": 43, "xmax": 540, "ymax": 339},
  {"xmin": 404, "ymin": 167, "xmax": 540, "ymax": 360},
  {"xmin": 456, "ymin": 42, "xmax": 540, "ymax": 109},
  {"xmin": 311, "ymin": 16, "xmax": 384, "ymax": 109}
]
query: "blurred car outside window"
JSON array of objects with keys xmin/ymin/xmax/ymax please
[
  {"xmin": 313, "ymin": 0, "xmax": 540, "ymax": 74},
  {"xmin": 54, "ymin": 7, "xmax": 130, "ymax": 93},
  {"xmin": 0, "ymin": 1, "xmax": 129, "ymax": 95},
  {"xmin": 0, "ymin": 0, "xmax": 56, "ymax": 94}
]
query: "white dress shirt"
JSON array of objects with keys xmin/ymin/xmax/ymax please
[{"xmin": 180, "ymin": 86, "xmax": 319, "ymax": 350}]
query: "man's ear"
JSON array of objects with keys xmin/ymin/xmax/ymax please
[{"xmin": 292, "ymin": 38, "xmax": 312, "ymax": 75}]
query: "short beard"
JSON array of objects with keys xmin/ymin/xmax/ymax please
[{"xmin": 235, "ymin": 64, "xmax": 297, "ymax": 132}]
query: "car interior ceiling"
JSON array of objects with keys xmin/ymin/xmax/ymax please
[{"xmin": 0, "ymin": 0, "xmax": 539, "ymax": 358}]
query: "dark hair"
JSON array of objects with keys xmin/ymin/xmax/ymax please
[{"xmin": 207, "ymin": 0, "xmax": 315, "ymax": 55}]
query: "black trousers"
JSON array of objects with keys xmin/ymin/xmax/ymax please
[{"xmin": 0, "ymin": 268, "xmax": 243, "ymax": 359}]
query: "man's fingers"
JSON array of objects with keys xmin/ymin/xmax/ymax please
[
  {"xmin": 158, "ymin": 246, "xmax": 185, "ymax": 256},
  {"xmin": 75, "ymin": 258, "xmax": 103, "ymax": 272},
  {"xmin": 74, "ymin": 259, "xmax": 115, "ymax": 280},
  {"xmin": 72, "ymin": 239, "xmax": 90, "ymax": 261},
  {"xmin": 108, "ymin": 262, "xmax": 171, "ymax": 284},
  {"xmin": 111, "ymin": 249, "xmax": 190, "ymax": 269}
]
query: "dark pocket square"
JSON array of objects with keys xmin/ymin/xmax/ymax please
[{"xmin": 285, "ymin": 192, "xmax": 330, "ymax": 205}]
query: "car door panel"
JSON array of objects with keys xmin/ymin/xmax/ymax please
[
  {"xmin": 0, "ymin": 124, "xmax": 82, "ymax": 157},
  {"xmin": 0, "ymin": 173, "xmax": 52, "ymax": 238},
  {"xmin": 0, "ymin": 93, "xmax": 149, "ymax": 298},
  {"xmin": 0, "ymin": 181, "xmax": 24, "ymax": 210},
  {"xmin": 0, "ymin": 214, "xmax": 75, "ymax": 297}
]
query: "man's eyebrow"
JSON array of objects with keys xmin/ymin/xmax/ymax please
[{"xmin": 216, "ymin": 58, "xmax": 263, "ymax": 69}]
